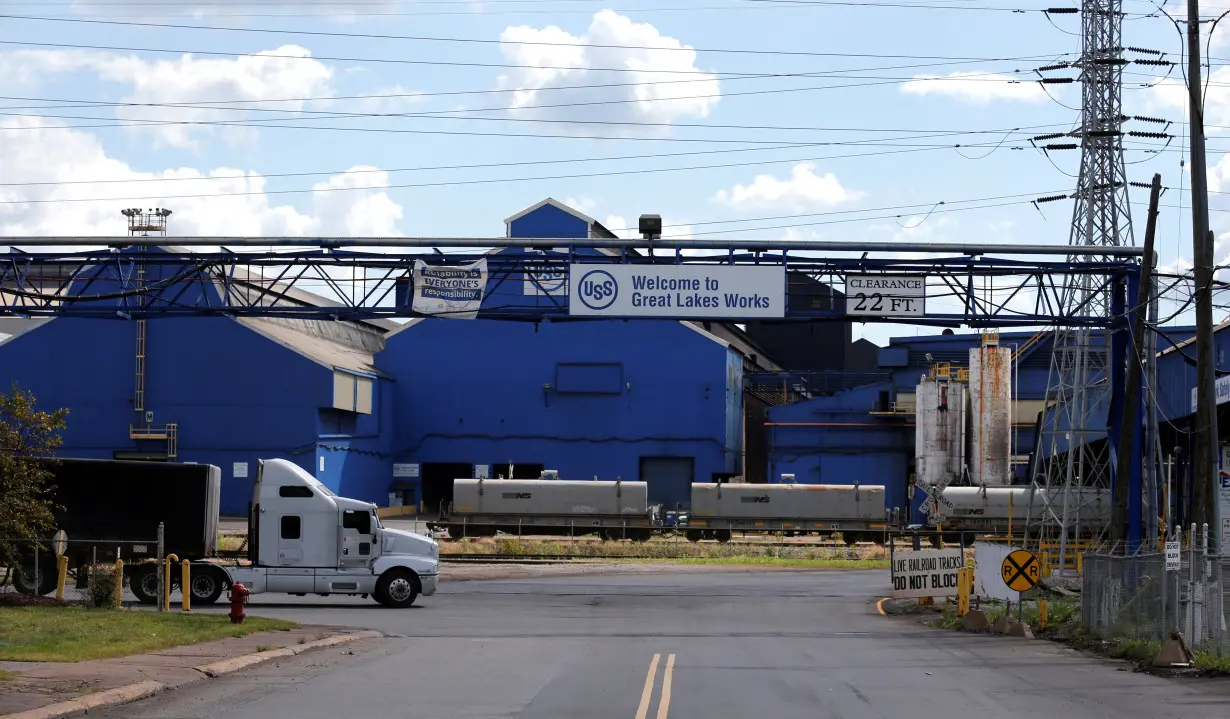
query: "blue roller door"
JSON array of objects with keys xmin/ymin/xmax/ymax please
[{"xmin": 640, "ymin": 456, "xmax": 694, "ymax": 510}]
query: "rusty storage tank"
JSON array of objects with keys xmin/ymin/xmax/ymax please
[{"xmin": 968, "ymin": 331, "xmax": 1012, "ymax": 485}]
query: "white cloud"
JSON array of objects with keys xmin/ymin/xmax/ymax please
[
  {"xmin": 495, "ymin": 10, "xmax": 720, "ymax": 134},
  {"xmin": 712, "ymin": 162, "xmax": 862, "ymax": 212},
  {"xmin": 0, "ymin": 46, "xmax": 334, "ymax": 149},
  {"xmin": 563, "ymin": 195, "xmax": 598, "ymax": 215},
  {"xmin": 1147, "ymin": 67, "xmax": 1230, "ymax": 129},
  {"xmin": 1209, "ymin": 154, "xmax": 1230, "ymax": 194},
  {"xmin": 0, "ymin": 117, "xmax": 404, "ymax": 237},
  {"xmin": 349, "ymin": 85, "xmax": 426, "ymax": 115},
  {"xmin": 901, "ymin": 72, "xmax": 1046, "ymax": 103},
  {"xmin": 310, "ymin": 168, "xmax": 404, "ymax": 236}
]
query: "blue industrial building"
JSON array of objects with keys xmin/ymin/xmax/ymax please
[
  {"xmin": 1154, "ymin": 321, "xmax": 1230, "ymax": 529},
  {"xmin": 380, "ymin": 199, "xmax": 778, "ymax": 513},
  {"xmin": 766, "ymin": 326, "xmax": 1198, "ymax": 521},
  {"xmin": 0, "ymin": 255, "xmax": 395, "ymax": 515},
  {"xmin": 1, "ymin": 198, "xmax": 1199, "ymax": 531}
]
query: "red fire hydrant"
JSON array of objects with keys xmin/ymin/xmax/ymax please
[{"xmin": 228, "ymin": 583, "xmax": 250, "ymax": 624}]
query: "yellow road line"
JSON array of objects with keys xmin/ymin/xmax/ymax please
[
  {"xmin": 635, "ymin": 653, "xmax": 661, "ymax": 719},
  {"xmin": 876, "ymin": 597, "xmax": 887, "ymax": 616},
  {"xmin": 656, "ymin": 654, "xmax": 676, "ymax": 719}
]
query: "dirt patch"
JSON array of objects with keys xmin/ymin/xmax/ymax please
[{"xmin": 0, "ymin": 593, "xmax": 69, "ymax": 608}]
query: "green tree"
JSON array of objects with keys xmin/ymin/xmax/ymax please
[{"xmin": 0, "ymin": 383, "xmax": 69, "ymax": 559}]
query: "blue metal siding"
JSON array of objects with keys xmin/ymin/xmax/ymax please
[
  {"xmin": 0, "ymin": 315, "xmax": 393, "ymax": 516},
  {"xmin": 507, "ymin": 203, "xmax": 590, "ymax": 238},
  {"xmin": 377, "ymin": 319, "xmax": 731, "ymax": 501},
  {"xmin": 765, "ymin": 383, "xmax": 910, "ymax": 513}
]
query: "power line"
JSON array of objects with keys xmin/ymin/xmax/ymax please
[
  {"xmin": 0, "ymin": 141, "xmax": 1021, "ymax": 205},
  {"xmin": 0, "ymin": 38, "xmax": 1074, "ymax": 77},
  {"xmin": 0, "ymin": 54, "xmax": 1063, "ymax": 114},
  {"xmin": 0, "ymin": 84, "xmax": 1070, "ymax": 136},
  {"xmin": 0, "ymin": 14, "xmax": 1102, "ymax": 58},
  {"xmin": 0, "ymin": 125, "xmax": 1070, "ymax": 188}
]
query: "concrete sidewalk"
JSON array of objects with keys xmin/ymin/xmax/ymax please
[{"xmin": 0, "ymin": 625, "xmax": 374, "ymax": 717}]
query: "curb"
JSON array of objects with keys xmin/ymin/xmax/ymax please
[
  {"xmin": 4, "ymin": 630, "xmax": 384, "ymax": 719},
  {"xmin": 193, "ymin": 630, "xmax": 382, "ymax": 678}
]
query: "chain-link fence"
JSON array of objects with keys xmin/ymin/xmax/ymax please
[
  {"xmin": 1082, "ymin": 527, "xmax": 1229, "ymax": 655},
  {"xmin": 1, "ymin": 536, "xmax": 160, "ymax": 607}
]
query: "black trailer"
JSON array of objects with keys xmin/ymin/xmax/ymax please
[{"xmin": 7, "ymin": 458, "xmax": 221, "ymax": 601}]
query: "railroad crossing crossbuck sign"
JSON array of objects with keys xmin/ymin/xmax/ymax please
[
  {"xmin": 1001, "ymin": 549, "xmax": 1041, "ymax": 592},
  {"xmin": 915, "ymin": 475, "xmax": 954, "ymax": 525}
]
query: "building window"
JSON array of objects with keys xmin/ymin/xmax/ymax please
[{"xmin": 280, "ymin": 515, "xmax": 301, "ymax": 540}]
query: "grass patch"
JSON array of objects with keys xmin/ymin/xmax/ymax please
[
  {"xmin": 0, "ymin": 607, "xmax": 298, "ymax": 662},
  {"xmin": 1193, "ymin": 651, "xmax": 1230, "ymax": 673},
  {"xmin": 1106, "ymin": 638, "xmax": 1161, "ymax": 663},
  {"xmin": 0, "ymin": 669, "xmax": 17, "ymax": 682},
  {"xmin": 217, "ymin": 534, "xmax": 246, "ymax": 552},
  {"xmin": 444, "ymin": 537, "xmax": 889, "ymax": 563}
]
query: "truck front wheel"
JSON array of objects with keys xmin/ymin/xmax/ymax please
[{"xmin": 374, "ymin": 568, "xmax": 419, "ymax": 608}]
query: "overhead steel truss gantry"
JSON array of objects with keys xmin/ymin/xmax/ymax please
[
  {"xmin": 0, "ymin": 235, "xmax": 1150, "ymax": 546},
  {"xmin": 0, "ymin": 236, "xmax": 1143, "ymax": 327}
]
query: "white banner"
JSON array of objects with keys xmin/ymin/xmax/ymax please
[
  {"xmin": 569, "ymin": 264, "xmax": 784, "ymax": 318},
  {"xmin": 845, "ymin": 274, "xmax": 926, "ymax": 317},
  {"xmin": 1192, "ymin": 375, "xmax": 1230, "ymax": 414},
  {"xmin": 412, "ymin": 259, "xmax": 487, "ymax": 319},
  {"xmin": 890, "ymin": 548, "xmax": 963, "ymax": 598}
]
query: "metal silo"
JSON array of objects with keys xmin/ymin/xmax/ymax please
[
  {"xmin": 969, "ymin": 331, "xmax": 1012, "ymax": 485},
  {"xmin": 915, "ymin": 363, "xmax": 968, "ymax": 489}
]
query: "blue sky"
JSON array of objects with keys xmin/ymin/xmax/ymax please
[{"xmin": 0, "ymin": 0, "xmax": 1222, "ymax": 342}]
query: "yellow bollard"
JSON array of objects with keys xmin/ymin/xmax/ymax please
[
  {"xmin": 1042, "ymin": 551, "xmax": 1051, "ymax": 578},
  {"xmin": 1039, "ymin": 599, "xmax": 1048, "ymax": 630},
  {"xmin": 181, "ymin": 560, "xmax": 191, "ymax": 612},
  {"xmin": 1076, "ymin": 553, "xmax": 1083, "ymax": 577},
  {"xmin": 55, "ymin": 556, "xmax": 68, "ymax": 601},
  {"xmin": 957, "ymin": 567, "xmax": 972, "ymax": 617},
  {"xmin": 163, "ymin": 554, "xmax": 179, "ymax": 612},
  {"xmin": 114, "ymin": 559, "xmax": 124, "ymax": 610}
]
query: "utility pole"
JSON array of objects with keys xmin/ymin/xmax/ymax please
[
  {"xmin": 1187, "ymin": 0, "xmax": 1220, "ymax": 554},
  {"xmin": 1112, "ymin": 173, "xmax": 1160, "ymax": 549}
]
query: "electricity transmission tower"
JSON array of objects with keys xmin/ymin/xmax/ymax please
[{"xmin": 1027, "ymin": 0, "xmax": 1134, "ymax": 569}]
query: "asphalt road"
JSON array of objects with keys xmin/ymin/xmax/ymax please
[{"xmin": 98, "ymin": 569, "xmax": 1230, "ymax": 719}]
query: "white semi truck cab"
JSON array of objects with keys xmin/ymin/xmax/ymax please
[{"xmin": 223, "ymin": 458, "xmax": 439, "ymax": 607}]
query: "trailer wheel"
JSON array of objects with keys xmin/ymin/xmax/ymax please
[
  {"xmin": 374, "ymin": 568, "xmax": 419, "ymax": 608},
  {"xmin": 12, "ymin": 558, "xmax": 56, "ymax": 596},
  {"xmin": 448, "ymin": 525, "xmax": 466, "ymax": 539},
  {"xmin": 130, "ymin": 565, "xmax": 160, "ymax": 605},
  {"xmin": 714, "ymin": 530, "xmax": 732, "ymax": 544},
  {"xmin": 685, "ymin": 530, "xmax": 703, "ymax": 542},
  {"xmin": 187, "ymin": 568, "xmax": 225, "ymax": 605}
]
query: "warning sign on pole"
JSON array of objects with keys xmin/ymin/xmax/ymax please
[
  {"xmin": 890, "ymin": 548, "xmax": 963, "ymax": 598},
  {"xmin": 1001, "ymin": 549, "xmax": 1041, "ymax": 592}
]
